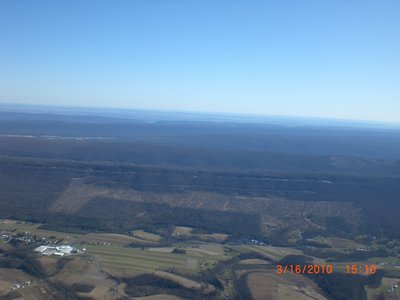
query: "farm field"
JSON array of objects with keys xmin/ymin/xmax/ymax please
[
  {"xmin": 77, "ymin": 233, "xmax": 147, "ymax": 246},
  {"xmin": 83, "ymin": 241, "xmax": 235, "ymax": 279},
  {"xmin": 172, "ymin": 226, "xmax": 229, "ymax": 242},
  {"xmin": 242, "ymin": 245, "xmax": 305, "ymax": 261},
  {"xmin": 245, "ymin": 270, "xmax": 326, "ymax": 300},
  {"xmin": 131, "ymin": 230, "xmax": 162, "ymax": 242},
  {"xmin": 1, "ymin": 220, "xmax": 400, "ymax": 299},
  {"xmin": 134, "ymin": 295, "xmax": 182, "ymax": 300},
  {"xmin": 85, "ymin": 244, "xmax": 198, "ymax": 277},
  {"xmin": 51, "ymin": 256, "xmax": 120, "ymax": 299},
  {"xmin": 327, "ymin": 237, "xmax": 366, "ymax": 249},
  {"xmin": 0, "ymin": 268, "xmax": 33, "ymax": 297},
  {"xmin": 366, "ymin": 277, "xmax": 400, "ymax": 299}
]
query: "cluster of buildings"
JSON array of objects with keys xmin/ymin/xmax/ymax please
[
  {"xmin": 12, "ymin": 280, "xmax": 32, "ymax": 291},
  {"xmin": 387, "ymin": 284, "xmax": 398, "ymax": 295},
  {"xmin": 232, "ymin": 237, "xmax": 267, "ymax": 246},
  {"xmin": 34, "ymin": 245, "xmax": 78, "ymax": 256},
  {"xmin": 1, "ymin": 230, "xmax": 61, "ymax": 245},
  {"xmin": 0, "ymin": 233, "xmax": 11, "ymax": 241}
]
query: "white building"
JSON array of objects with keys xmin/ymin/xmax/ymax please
[{"xmin": 34, "ymin": 245, "xmax": 76, "ymax": 256}]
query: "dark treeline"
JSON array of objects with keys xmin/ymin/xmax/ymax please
[
  {"xmin": 122, "ymin": 274, "xmax": 205, "ymax": 299},
  {"xmin": 1, "ymin": 135, "xmax": 400, "ymax": 176},
  {"xmin": 1, "ymin": 156, "xmax": 400, "ymax": 239}
]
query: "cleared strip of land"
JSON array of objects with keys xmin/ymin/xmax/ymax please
[{"xmin": 85, "ymin": 245, "xmax": 198, "ymax": 276}]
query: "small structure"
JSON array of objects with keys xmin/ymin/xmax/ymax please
[
  {"xmin": 34, "ymin": 245, "xmax": 77, "ymax": 256},
  {"xmin": 34, "ymin": 246, "xmax": 48, "ymax": 253}
]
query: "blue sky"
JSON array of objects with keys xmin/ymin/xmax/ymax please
[{"xmin": 1, "ymin": 0, "xmax": 399, "ymax": 122}]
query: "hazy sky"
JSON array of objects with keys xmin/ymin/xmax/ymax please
[{"xmin": 1, "ymin": 1, "xmax": 399, "ymax": 122}]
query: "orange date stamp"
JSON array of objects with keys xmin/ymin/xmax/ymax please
[
  {"xmin": 276, "ymin": 264, "xmax": 377, "ymax": 275},
  {"xmin": 276, "ymin": 264, "xmax": 333, "ymax": 275},
  {"xmin": 345, "ymin": 264, "xmax": 377, "ymax": 274}
]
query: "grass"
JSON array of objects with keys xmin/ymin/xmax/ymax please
[
  {"xmin": 246, "ymin": 272, "xmax": 278, "ymax": 300},
  {"xmin": 78, "ymin": 233, "xmax": 144, "ymax": 246},
  {"xmin": 244, "ymin": 269, "xmax": 324, "ymax": 300},
  {"xmin": 0, "ymin": 269, "xmax": 32, "ymax": 296},
  {"xmin": 131, "ymin": 230, "xmax": 162, "ymax": 242},
  {"xmin": 85, "ymin": 244, "xmax": 198, "ymax": 275},
  {"xmin": 366, "ymin": 277, "xmax": 400, "ymax": 299},
  {"xmin": 241, "ymin": 245, "xmax": 304, "ymax": 261},
  {"xmin": 85, "ymin": 242, "xmax": 234, "ymax": 277},
  {"xmin": 367, "ymin": 256, "xmax": 398, "ymax": 264},
  {"xmin": 172, "ymin": 226, "xmax": 229, "ymax": 242}
]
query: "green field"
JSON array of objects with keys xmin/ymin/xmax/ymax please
[
  {"xmin": 86, "ymin": 245, "xmax": 190, "ymax": 274},
  {"xmin": 240, "ymin": 245, "xmax": 304, "ymax": 261},
  {"xmin": 84, "ymin": 241, "xmax": 235, "ymax": 277},
  {"xmin": 85, "ymin": 244, "xmax": 221, "ymax": 276}
]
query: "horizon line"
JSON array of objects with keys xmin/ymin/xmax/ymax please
[{"xmin": 1, "ymin": 102, "xmax": 399, "ymax": 129}]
